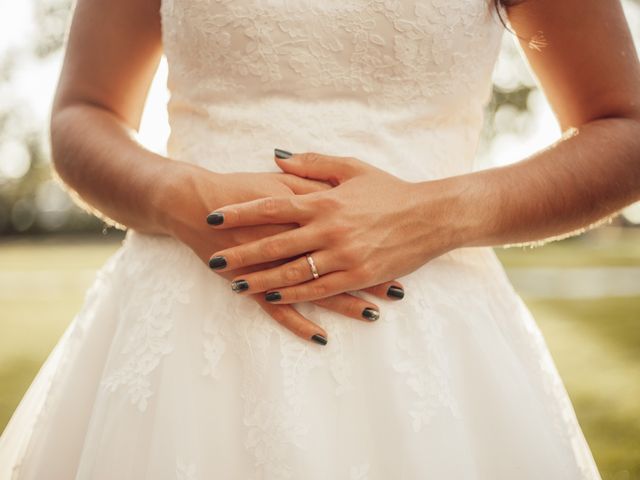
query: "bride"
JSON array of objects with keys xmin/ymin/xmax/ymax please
[{"xmin": 1, "ymin": 0, "xmax": 639, "ymax": 478}]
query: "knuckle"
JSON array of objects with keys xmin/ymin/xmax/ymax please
[
  {"xmin": 283, "ymin": 263, "xmax": 305, "ymax": 282},
  {"xmin": 249, "ymin": 275, "xmax": 267, "ymax": 293},
  {"xmin": 336, "ymin": 247, "xmax": 359, "ymax": 266},
  {"xmin": 311, "ymin": 296, "xmax": 333, "ymax": 309},
  {"xmin": 288, "ymin": 287, "xmax": 304, "ymax": 302},
  {"xmin": 346, "ymin": 298, "xmax": 364, "ymax": 318},
  {"xmin": 352, "ymin": 264, "xmax": 373, "ymax": 284},
  {"xmin": 260, "ymin": 197, "xmax": 282, "ymax": 218},
  {"xmin": 325, "ymin": 222, "xmax": 348, "ymax": 244},
  {"xmin": 310, "ymin": 282, "xmax": 329, "ymax": 298},
  {"xmin": 263, "ymin": 237, "xmax": 286, "ymax": 258},
  {"xmin": 265, "ymin": 304, "xmax": 286, "ymax": 322},
  {"xmin": 303, "ymin": 152, "xmax": 322, "ymax": 166},
  {"xmin": 229, "ymin": 249, "xmax": 245, "ymax": 268},
  {"xmin": 312, "ymin": 195, "xmax": 340, "ymax": 211}
]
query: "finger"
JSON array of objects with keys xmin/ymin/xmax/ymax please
[
  {"xmin": 208, "ymin": 226, "xmax": 322, "ymax": 271},
  {"xmin": 228, "ymin": 249, "xmax": 341, "ymax": 294},
  {"xmin": 274, "ymin": 150, "xmax": 365, "ymax": 186},
  {"xmin": 206, "ymin": 195, "xmax": 315, "ymax": 228},
  {"xmin": 312, "ymin": 293, "xmax": 380, "ymax": 322},
  {"xmin": 263, "ymin": 270, "xmax": 359, "ymax": 304},
  {"xmin": 361, "ymin": 280, "xmax": 405, "ymax": 301},
  {"xmin": 254, "ymin": 295, "xmax": 328, "ymax": 345},
  {"xmin": 278, "ymin": 173, "xmax": 333, "ymax": 194}
]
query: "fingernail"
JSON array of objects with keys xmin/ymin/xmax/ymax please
[
  {"xmin": 362, "ymin": 307, "xmax": 380, "ymax": 321},
  {"xmin": 386, "ymin": 286, "xmax": 404, "ymax": 299},
  {"xmin": 274, "ymin": 148, "xmax": 293, "ymax": 159},
  {"xmin": 231, "ymin": 279, "xmax": 249, "ymax": 293},
  {"xmin": 265, "ymin": 291, "xmax": 282, "ymax": 302},
  {"xmin": 209, "ymin": 256, "xmax": 227, "ymax": 270},
  {"xmin": 311, "ymin": 333, "xmax": 328, "ymax": 345},
  {"xmin": 207, "ymin": 212, "xmax": 224, "ymax": 225}
]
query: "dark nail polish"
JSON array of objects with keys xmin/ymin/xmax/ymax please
[
  {"xmin": 274, "ymin": 148, "xmax": 293, "ymax": 159},
  {"xmin": 265, "ymin": 291, "xmax": 282, "ymax": 302},
  {"xmin": 387, "ymin": 286, "xmax": 404, "ymax": 299},
  {"xmin": 207, "ymin": 212, "xmax": 224, "ymax": 225},
  {"xmin": 311, "ymin": 333, "xmax": 328, "ymax": 345},
  {"xmin": 231, "ymin": 279, "xmax": 249, "ymax": 293},
  {"xmin": 209, "ymin": 256, "xmax": 227, "ymax": 270},
  {"xmin": 362, "ymin": 307, "xmax": 380, "ymax": 321}
]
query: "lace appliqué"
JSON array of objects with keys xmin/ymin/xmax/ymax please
[
  {"xmin": 201, "ymin": 297, "xmax": 358, "ymax": 479},
  {"xmin": 101, "ymin": 234, "xmax": 195, "ymax": 412},
  {"xmin": 160, "ymin": 0, "xmax": 502, "ymax": 109},
  {"xmin": 201, "ymin": 313, "xmax": 226, "ymax": 380},
  {"xmin": 389, "ymin": 279, "xmax": 462, "ymax": 432}
]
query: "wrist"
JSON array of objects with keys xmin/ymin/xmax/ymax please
[
  {"xmin": 447, "ymin": 172, "xmax": 502, "ymax": 248},
  {"xmin": 147, "ymin": 158, "xmax": 213, "ymax": 238},
  {"xmin": 413, "ymin": 172, "xmax": 497, "ymax": 251}
]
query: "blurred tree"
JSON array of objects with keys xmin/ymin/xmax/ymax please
[{"xmin": 0, "ymin": 0, "xmax": 106, "ymax": 235}]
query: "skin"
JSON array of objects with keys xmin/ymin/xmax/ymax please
[
  {"xmin": 49, "ymin": 0, "xmax": 406, "ymax": 347},
  {"xmin": 208, "ymin": 0, "xmax": 640, "ymax": 304}
]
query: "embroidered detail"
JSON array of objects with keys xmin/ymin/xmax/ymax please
[
  {"xmin": 101, "ymin": 234, "xmax": 195, "ymax": 412},
  {"xmin": 391, "ymin": 279, "xmax": 462, "ymax": 432},
  {"xmin": 160, "ymin": 0, "xmax": 503, "ymax": 109},
  {"xmin": 202, "ymin": 312, "xmax": 226, "ymax": 380}
]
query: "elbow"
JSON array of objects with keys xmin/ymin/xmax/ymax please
[
  {"xmin": 49, "ymin": 105, "xmax": 73, "ymax": 183},
  {"xmin": 48, "ymin": 100, "xmax": 90, "ymax": 189}
]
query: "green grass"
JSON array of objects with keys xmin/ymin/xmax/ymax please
[
  {"xmin": 0, "ymin": 229, "xmax": 639, "ymax": 478},
  {"xmin": 527, "ymin": 297, "xmax": 640, "ymax": 480},
  {"xmin": 0, "ymin": 234, "xmax": 124, "ymax": 437},
  {"xmin": 494, "ymin": 227, "xmax": 640, "ymax": 268}
]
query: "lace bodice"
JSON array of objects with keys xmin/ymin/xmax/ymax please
[
  {"xmin": 161, "ymin": 0, "xmax": 503, "ymax": 107},
  {"xmin": 159, "ymin": 0, "xmax": 506, "ymax": 180}
]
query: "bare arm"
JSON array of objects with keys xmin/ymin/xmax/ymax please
[
  {"xmin": 432, "ymin": 0, "xmax": 640, "ymax": 248},
  {"xmin": 49, "ymin": 0, "xmax": 180, "ymax": 234}
]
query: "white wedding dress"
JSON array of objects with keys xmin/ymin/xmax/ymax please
[{"xmin": 0, "ymin": 1, "xmax": 603, "ymax": 478}]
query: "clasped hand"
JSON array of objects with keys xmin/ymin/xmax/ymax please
[{"xmin": 207, "ymin": 149, "xmax": 459, "ymax": 304}]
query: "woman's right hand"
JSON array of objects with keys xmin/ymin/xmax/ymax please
[{"xmin": 155, "ymin": 161, "xmax": 405, "ymax": 345}]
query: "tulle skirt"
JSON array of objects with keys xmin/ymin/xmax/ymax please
[{"xmin": 0, "ymin": 229, "xmax": 602, "ymax": 479}]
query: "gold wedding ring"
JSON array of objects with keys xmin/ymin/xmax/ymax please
[{"xmin": 305, "ymin": 253, "xmax": 320, "ymax": 279}]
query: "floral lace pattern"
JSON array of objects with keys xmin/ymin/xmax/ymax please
[
  {"xmin": 100, "ymin": 235, "xmax": 195, "ymax": 412},
  {"xmin": 222, "ymin": 300, "xmax": 360, "ymax": 478},
  {"xmin": 388, "ymin": 288, "xmax": 462, "ymax": 432},
  {"xmin": 160, "ymin": 0, "xmax": 503, "ymax": 110}
]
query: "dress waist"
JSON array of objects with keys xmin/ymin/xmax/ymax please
[{"xmin": 164, "ymin": 95, "xmax": 486, "ymax": 182}]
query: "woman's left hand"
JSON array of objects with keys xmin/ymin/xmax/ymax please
[{"xmin": 206, "ymin": 149, "xmax": 466, "ymax": 304}]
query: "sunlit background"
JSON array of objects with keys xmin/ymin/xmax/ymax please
[{"xmin": 1, "ymin": 1, "xmax": 639, "ymax": 478}]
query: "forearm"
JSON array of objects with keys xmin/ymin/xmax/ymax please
[
  {"xmin": 50, "ymin": 102, "xmax": 193, "ymax": 236},
  {"xmin": 431, "ymin": 116, "xmax": 640, "ymax": 249}
]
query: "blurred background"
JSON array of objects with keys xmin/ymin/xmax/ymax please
[{"xmin": 0, "ymin": 1, "xmax": 639, "ymax": 478}]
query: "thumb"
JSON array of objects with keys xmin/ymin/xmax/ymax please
[{"xmin": 274, "ymin": 149, "xmax": 365, "ymax": 186}]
